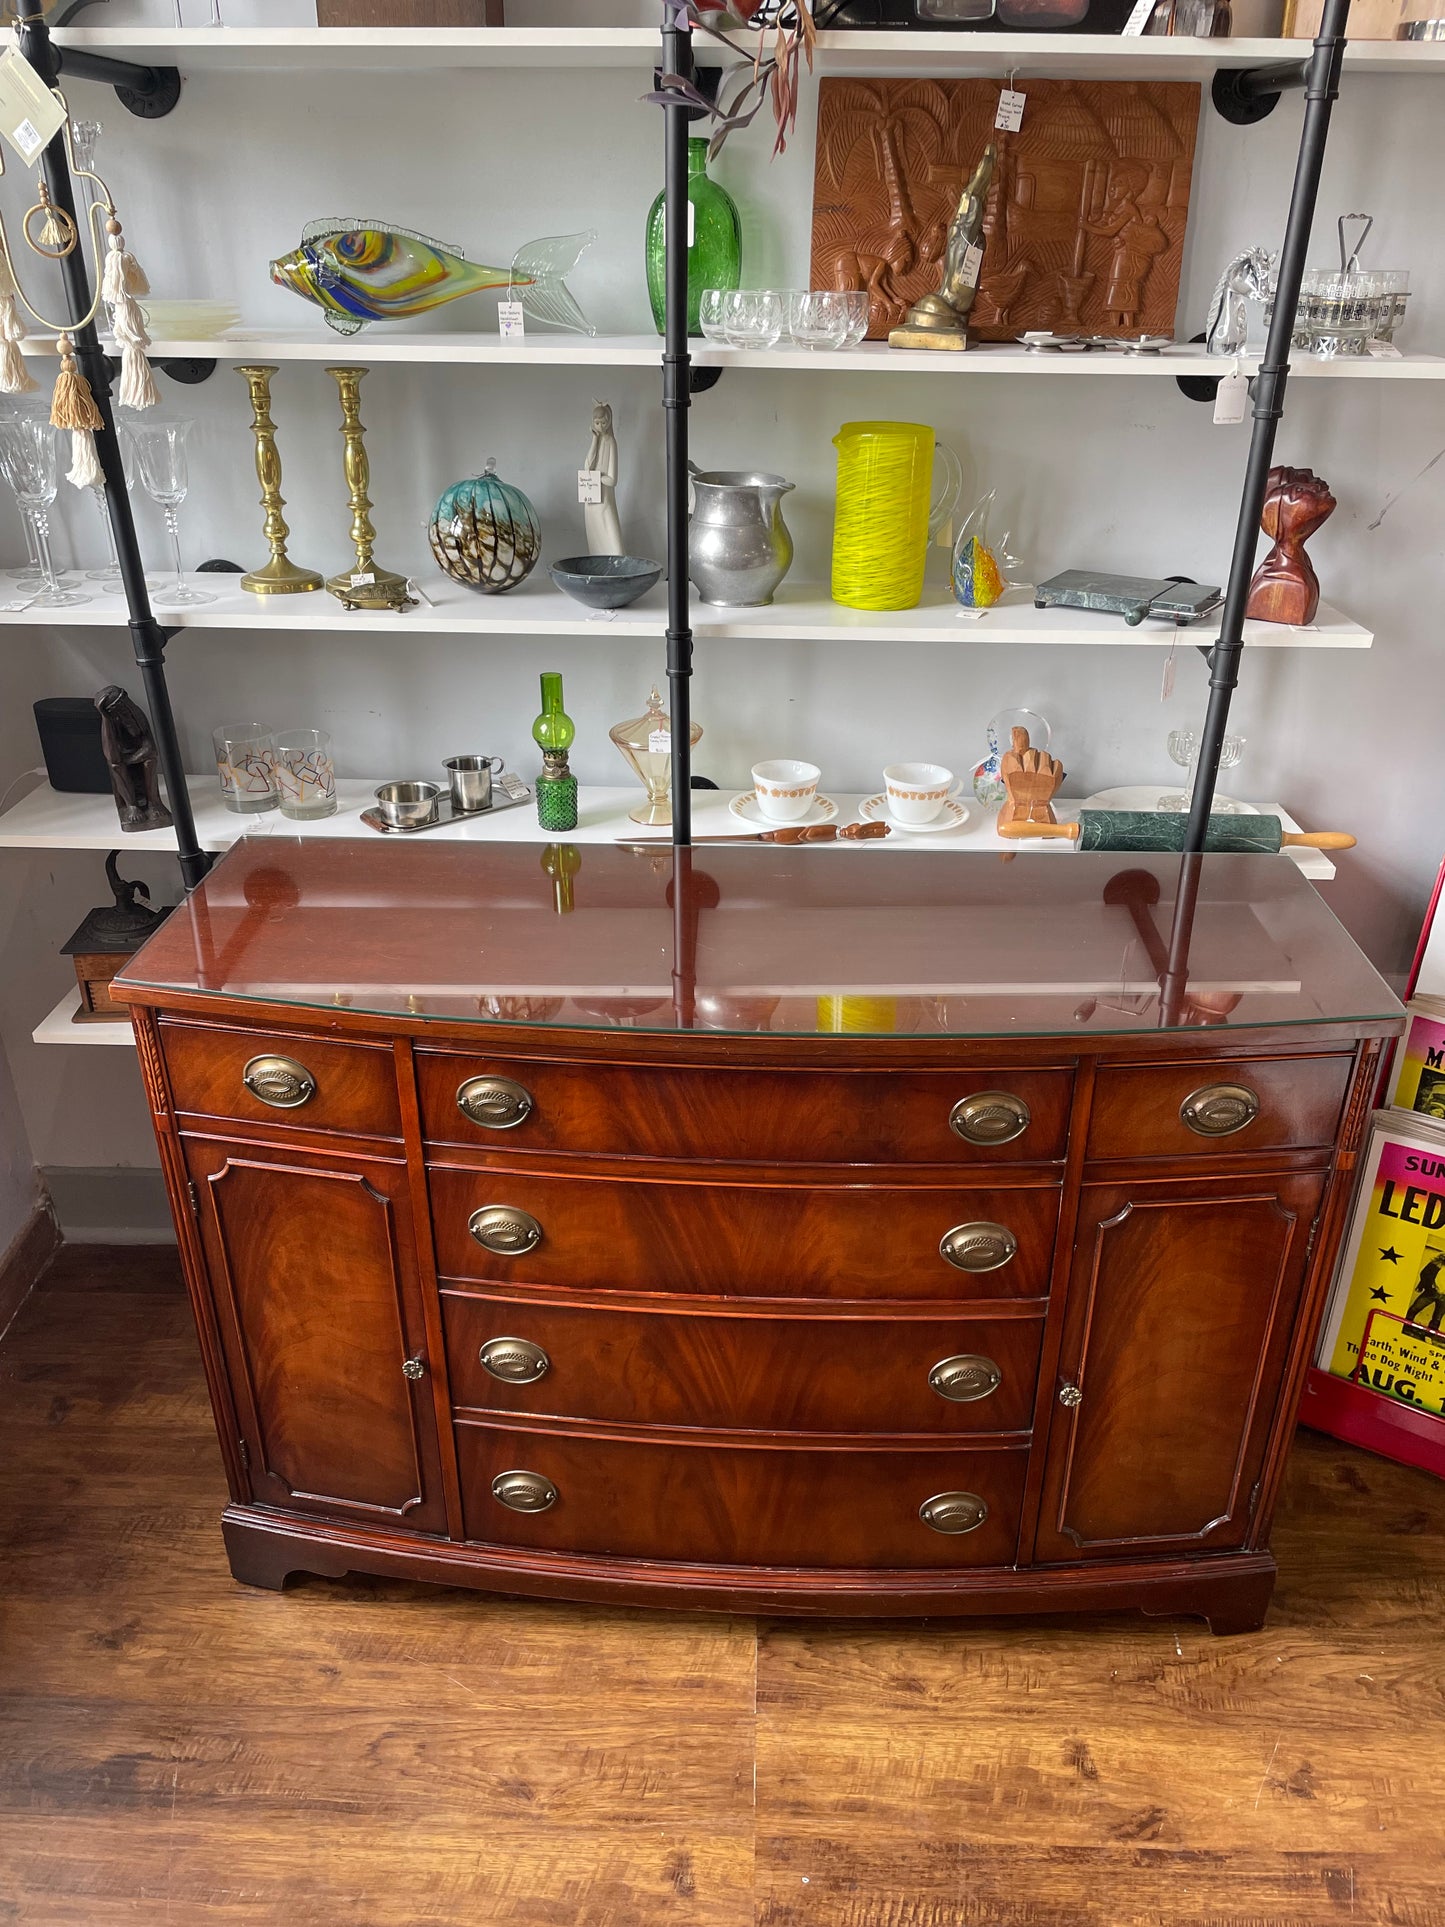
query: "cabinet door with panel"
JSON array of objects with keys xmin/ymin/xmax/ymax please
[
  {"xmin": 1033, "ymin": 1171, "xmax": 1327, "ymax": 1564},
  {"xmin": 183, "ymin": 1137, "xmax": 448, "ymax": 1535}
]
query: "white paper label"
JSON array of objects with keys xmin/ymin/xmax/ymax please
[
  {"xmin": 995, "ymin": 89, "xmax": 1026, "ymax": 133},
  {"xmin": 1366, "ymin": 338, "xmax": 1404, "ymax": 360},
  {"xmin": 498, "ymin": 300, "xmax": 525, "ymax": 340},
  {"xmin": 0, "ymin": 49, "xmax": 66, "ymax": 164},
  {"xmin": 1160, "ymin": 643, "xmax": 1177, "ymax": 702},
  {"xmin": 1213, "ymin": 368, "xmax": 1249, "ymax": 425},
  {"xmin": 1122, "ymin": 0, "xmax": 1158, "ymax": 31},
  {"xmin": 0, "ymin": 596, "xmax": 35, "ymax": 613},
  {"xmin": 687, "ymin": 201, "xmax": 695, "ymax": 249},
  {"xmin": 648, "ymin": 729, "xmax": 672, "ymax": 755},
  {"xmin": 350, "ymin": 571, "xmax": 375, "ymax": 587},
  {"xmin": 954, "ymin": 606, "xmax": 989, "ymax": 622},
  {"xmin": 960, "ymin": 241, "xmax": 983, "ymax": 290},
  {"xmin": 577, "ymin": 468, "xmax": 604, "ymax": 505}
]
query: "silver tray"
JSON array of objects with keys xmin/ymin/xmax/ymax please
[{"xmin": 361, "ymin": 786, "xmax": 532, "ymax": 836}]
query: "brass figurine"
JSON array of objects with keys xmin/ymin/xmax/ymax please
[
  {"xmin": 325, "ymin": 365, "xmax": 416, "ymax": 612},
  {"xmin": 236, "ymin": 364, "xmax": 322, "ymax": 595},
  {"xmin": 889, "ymin": 142, "xmax": 997, "ymax": 353}
]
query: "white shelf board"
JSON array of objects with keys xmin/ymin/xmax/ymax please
[
  {"xmin": 21, "ymin": 334, "xmax": 1445, "ymax": 381},
  {"xmin": 0, "ymin": 773, "xmax": 1336, "ymax": 880},
  {"xmin": 44, "ymin": 26, "xmax": 1445, "ymax": 79},
  {"xmin": 0, "ymin": 576, "xmax": 1370, "ymax": 647},
  {"xmin": 33, "ymin": 986, "xmax": 133, "ymax": 1048}
]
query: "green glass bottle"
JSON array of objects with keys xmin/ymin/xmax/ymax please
[
  {"xmin": 645, "ymin": 137, "xmax": 742, "ymax": 337},
  {"xmin": 533, "ymin": 671, "xmax": 578, "ymax": 832}
]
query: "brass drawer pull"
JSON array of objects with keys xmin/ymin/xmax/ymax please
[
  {"xmin": 1180, "ymin": 1082, "xmax": 1260, "ymax": 1138},
  {"xmin": 456, "ymin": 1074, "xmax": 534, "ymax": 1131},
  {"xmin": 919, "ymin": 1491, "xmax": 988, "ymax": 1535},
  {"xmin": 928, "ymin": 1354, "xmax": 1002, "ymax": 1403},
  {"xmin": 468, "ymin": 1206, "xmax": 543, "ymax": 1256},
  {"xmin": 949, "ymin": 1092, "xmax": 1030, "ymax": 1146},
  {"xmin": 479, "ymin": 1336, "xmax": 551, "ymax": 1385},
  {"xmin": 939, "ymin": 1221, "xmax": 1017, "ymax": 1273},
  {"xmin": 241, "ymin": 1053, "xmax": 315, "ymax": 1109},
  {"xmin": 491, "ymin": 1469, "xmax": 558, "ymax": 1514}
]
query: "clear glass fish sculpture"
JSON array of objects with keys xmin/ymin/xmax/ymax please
[{"xmin": 269, "ymin": 222, "xmax": 597, "ymax": 336}]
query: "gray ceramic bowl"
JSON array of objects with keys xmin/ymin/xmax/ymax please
[
  {"xmin": 375, "ymin": 780, "xmax": 440, "ymax": 829},
  {"xmin": 550, "ymin": 555, "xmax": 664, "ymax": 611}
]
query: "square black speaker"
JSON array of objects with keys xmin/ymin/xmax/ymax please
[{"xmin": 33, "ymin": 698, "xmax": 112, "ymax": 794}]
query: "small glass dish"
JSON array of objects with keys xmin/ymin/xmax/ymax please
[
  {"xmin": 699, "ymin": 288, "xmax": 731, "ymax": 343},
  {"xmin": 721, "ymin": 289, "xmax": 784, "ymax": 350},
  {"xmin": 788, "ymin": 289, "xmax": 851, "ymax": 352}
]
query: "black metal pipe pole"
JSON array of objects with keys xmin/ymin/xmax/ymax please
[
  {"xmin": 1182, "ymin": 0, "xmax": 1351, "ymax": 859},
  {"xmin": 661, "ymin": 2, "xmax": 694, "ymax": 854},
  {"xmin": 16, "ymin": 0, "xmax": 211, "ymax": 891}
]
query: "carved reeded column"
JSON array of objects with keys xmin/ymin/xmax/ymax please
[
  {"xmin": 324, "ymin": 365, "xmax": 415, "ymax": 612},
  {"xmin": 235, "ymin": 366, "xmax": 322, "ymax": 595}
]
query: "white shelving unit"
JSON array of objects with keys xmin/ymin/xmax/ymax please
[
  {"xmin": 0, "ymin": 575, "xmax": 1371, "ymax": 647},
  {"xmin": 45, "ymin": 26, "xmax": 1445, "ymax": 80},
  {"xmin": 32, "ymin": 987, "xmax": 132, "ymax": 1048}
]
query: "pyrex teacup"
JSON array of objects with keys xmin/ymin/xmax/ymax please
[
  {"xmin": 883, "ymin": 761, "xmax": 962, "ymax": 826},
  {"xmin": 751, "ymin": 758, "xmax": 821, "ymax": 823}
]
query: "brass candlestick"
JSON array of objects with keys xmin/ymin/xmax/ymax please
[
  {"xmin": 324, "ymin": 366, "xmax": 416, "ymax": 612},
  {"xmin": 235, "ymin": 366, "xmax": 322, "ymax": 595}
]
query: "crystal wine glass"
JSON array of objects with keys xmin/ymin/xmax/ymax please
[
  {"xmin": 127, "ymin": 419, "xmax": 215, "ymax": 606},
  {"xmin": 0, "ymin": 416, "xmax": 90, "ymax": 607}
]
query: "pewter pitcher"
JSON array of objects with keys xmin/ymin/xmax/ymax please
[{"xmin": 688, "ymin": 467, "xmax": 795, "ymax": 607}]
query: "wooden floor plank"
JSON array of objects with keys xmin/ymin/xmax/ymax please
[{"xmin": 3, "ymin": 1246, "xmax": 1445, "ymax": 1926}]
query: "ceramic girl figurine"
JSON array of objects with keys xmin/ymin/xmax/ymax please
[{"xmin": 583, "ymin": 400, "xmax": 623, "ymax": 556}]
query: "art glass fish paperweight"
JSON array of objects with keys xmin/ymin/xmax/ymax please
[
  {"xmin": 951, "ymin": 488, "xmax": 1010, "ymax": 610},
  {"xmin": 270, "ymin": 223, "xmax": 597, "ymax": 336},
  {"xmin": 429, "ymin": 459, "xmax": 541, "ymax": 595}
]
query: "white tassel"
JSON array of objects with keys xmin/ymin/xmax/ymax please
[
  {"xmin": 0, "ymin": 251, "xmax": 36, "ymax": 396},
  {"xmin": 110, "ymin": 290, "xmax": 160, "ymax": 410},
  {"xmin": 67, "ymin": 428, "xmax": 105, "ymax": 491}
]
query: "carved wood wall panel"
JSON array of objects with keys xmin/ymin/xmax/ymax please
[{"xmin": 810, "ymin": 78, "xmax": 1201, "ymax": 342}]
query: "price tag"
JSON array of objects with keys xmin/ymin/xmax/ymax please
[
  {"xmin": 577, "ymin": 468, "xmax": 604, "ymax": 505},
  {"xmin": 688, "ymin": 201, "xmax": 696, "ymax": 249},
  {"xmin": 350, "ymin": 571, "xmax": 375, "ymax": 587},
  {"xmin": 1161, "ymin": 640, "xmax": 1177, "ymax": 703},
  {"xmin": 0, "ymin": 47, "xmax": 66, "ymax": 163},
  {"xmin": 1122, "ymin": 0, "xmax": 1159, "ymax": 31},
  {"xmin": 994, "ymin": 88, "xmax": 1026, "ymax": 133},
  {"xmin": 1366, "ymin": 338, "xmax": 1404, "ymax": 360},
  {"xmin": 960, "ymin": 241, "xmax": 983, "ymax": 290},
  {"xmin": 648, "ymin": 729, "xmax": 672, "ymax": 755},
  {"xmin": 498, "ymin": 300, "xmax": 525, "ymax": 341},
  {"xmin": 406, "ymin": 578, "xmax": 434, "ymax": 607},
  {"xmin": 0, "ymin": 596, "xmax": 35, "ymax": 613},
  {"xmin": 1213, "ymin": 367, "xmax": 1249, "ymax": 425}
]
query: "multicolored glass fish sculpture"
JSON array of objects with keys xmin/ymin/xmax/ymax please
[{"xmin": 269, "ymin": 222, "xmax": 596, "ymax": 336}]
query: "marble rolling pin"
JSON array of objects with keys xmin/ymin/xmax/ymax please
[{"xmin": 997, "ymin": 813, "xmax": 1355, "ymax": 853}]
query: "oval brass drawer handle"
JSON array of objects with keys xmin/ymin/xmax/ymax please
[
  {"xmin": 928, "ymin": 1354, "xmax": 1002, "ymax": 1403},
  {"xmin": 949, "ymin": 1092, "xmax": 1030, "ymax": 1147},
  {"xmin": 919, "ymin": 1491, "xmax": 989, "ymax": 1535},
  {"xmin": 1180, "ymin": 1082, "xmax": 1260, "ymax": 1138},
  {"xmin": 479, "ymin": 1336, "xmax": 551, "ymax": 1385},
  {"xmin": 456, "ymin": 1074, "xmax": 534, "ymax": 1131},
  {"xmin": 939, "ymin": 1221, "xmax": 1018, "ymax": 1273},
  {"xmin": 468, "ymin": 1206, "xmax": 543, "ymax": 1256},
  {"xmin": 492, "ymin": 1469, "xmax": 558, "ymax": 1514},
  {"xmin": 241, "ymin": 1053, "xmax": 316, "ymax": 1110}
]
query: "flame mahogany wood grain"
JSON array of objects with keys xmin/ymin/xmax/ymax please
[
  {"xmin": 160, "ymin": 1016, "xmax": 402, "ymax": 1142},
  {"xmin": 441, "ymin": 1288, "xmax": 1047, "ymax": 1435},
  {"xmin": 1086, "ymin": 1054, "xmax": 1354, "ymax": 1162},
  {"xmin": 416, "ymin": 1050, "xmax": 1072, "ymax": 1168}
]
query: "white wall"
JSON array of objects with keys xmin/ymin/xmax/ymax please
[{"xmin": 0, "ymin": 1, "xmax": 1440, "ymax": 1186}]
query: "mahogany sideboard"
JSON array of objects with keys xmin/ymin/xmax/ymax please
[{"xmin": 113, "ymin": 838, "xmax": 1402, "ymax": 1633}]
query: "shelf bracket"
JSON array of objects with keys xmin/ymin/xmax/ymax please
[
  {"xmin": 689, "ymin": 366, "xmax": 723, "ymax": 394},
  {"xmin": 1211, "ymin": 59, "xmax": 1309, "ymax": 126},
  {"xmin": 50, "ymin": 47, "xmax": 183, "ymax": 120}
]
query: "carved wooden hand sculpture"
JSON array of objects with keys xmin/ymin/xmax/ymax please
[{"xmin": 998, "ymin": 726, "xmax": 1065, "ymax": 829}]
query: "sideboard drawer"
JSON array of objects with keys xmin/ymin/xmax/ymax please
[
  {"xmin": 442, "ymin": 1291, "xmax": 1044, "ymax": 1434},
  {"xmin": 161, "ymin": 1020, "xmax": 401, "ymax": 1140},
  {"xmin": 430, "ymin": 1167, "xmax": 1060, "ymax": 1302},
  {"xmin": 418, "ymin": 1051, "xmax": 1071, "ymax": 1166},
  {"xmin": 1087, "ymin": 1055, "xmax": 1353, "ymax": 1162},
  {"xmin": 457, "ymin": 1422, "xmax": 1028, "ymax": 1569}
]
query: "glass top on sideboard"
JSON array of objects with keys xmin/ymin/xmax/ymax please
[{"xmin": 113, "ymin": 836, "xmax": 1402, "ymax": 1040}]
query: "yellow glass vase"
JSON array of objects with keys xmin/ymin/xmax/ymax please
[{"xmin": 830, "ymin": 420, "xmax": 963, "ymax": 612}]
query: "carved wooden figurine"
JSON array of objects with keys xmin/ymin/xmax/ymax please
[
  {"xmin": 999, "ymin": 726, "xmax": 1065, "ymax": 829},
  {"xmin": 1246, "ymin": 465, "xmax": 1336, "ymax": 626},
  {"xmin": 95, "ymin": 685, "xmax": 173, "ymax": 833}
]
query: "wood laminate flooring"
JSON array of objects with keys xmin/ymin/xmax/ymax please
[{"xmin": 1, "ymin": 1246, "xmax": 1442, "ymax": 1927}]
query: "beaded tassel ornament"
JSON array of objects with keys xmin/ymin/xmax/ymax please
[{"xmin": 0, "ymin": 97, "xmax": 157, "ymax": 487}]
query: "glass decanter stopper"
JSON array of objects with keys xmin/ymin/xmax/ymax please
[
  {"xmin": 533, "ymin": 671, "xmax": 578, "ymax": 832},
  {"xmin": 608, "ymin": 684, "xmax": 703, "ymax": 827}
]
